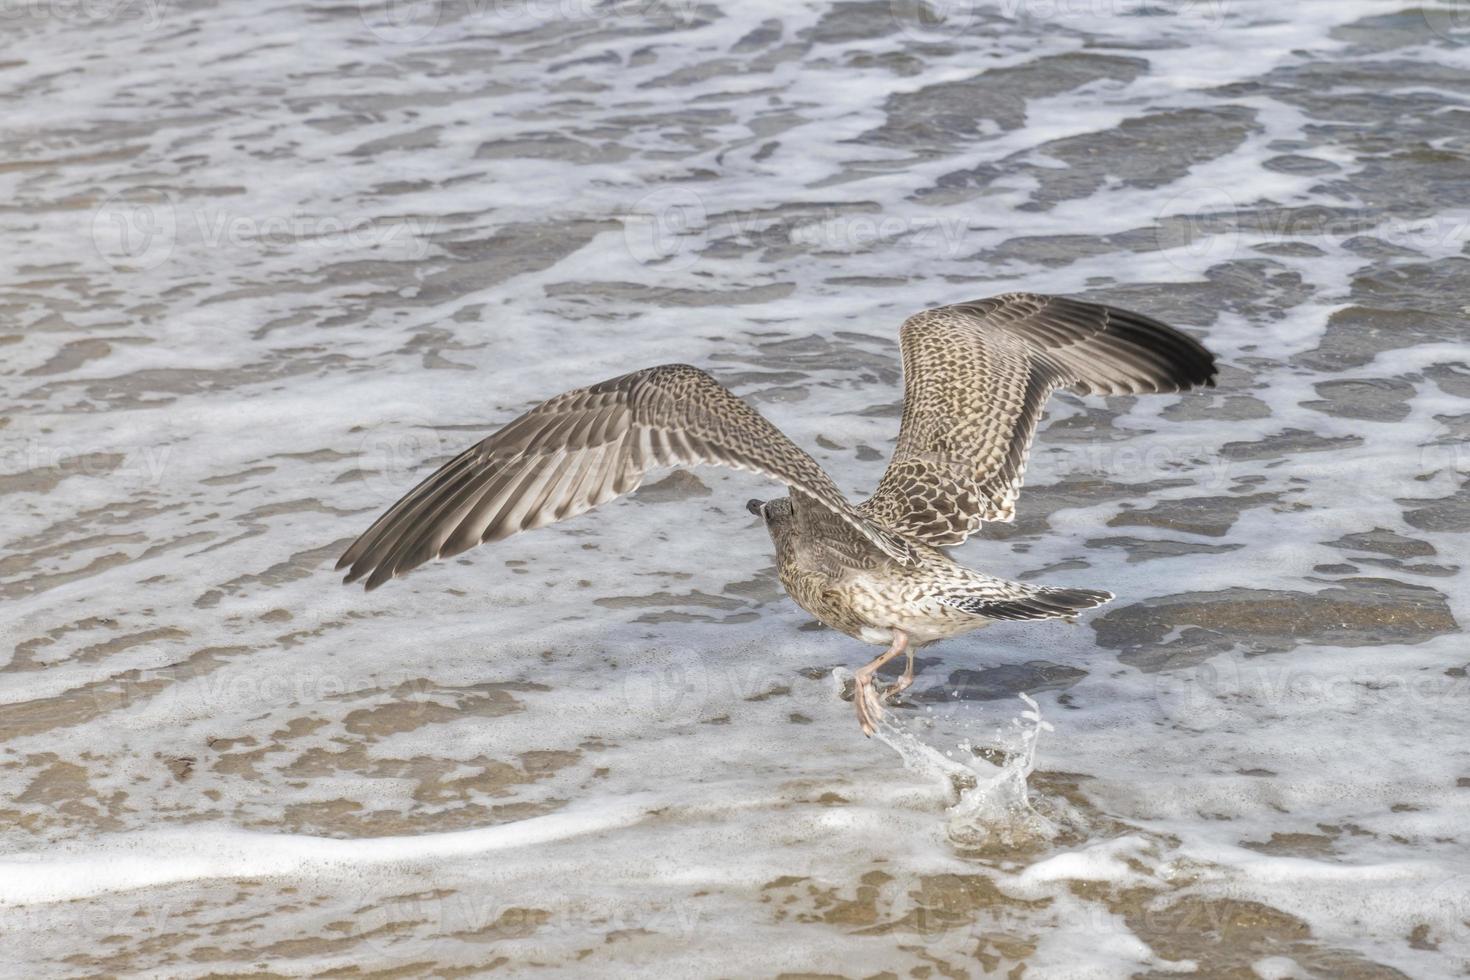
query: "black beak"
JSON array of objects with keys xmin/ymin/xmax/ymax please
[{"xmin": 746, "ymin": 498, "xmax": 765, "ymax": 517}]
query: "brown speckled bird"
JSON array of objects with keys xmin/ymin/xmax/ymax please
[{"xmin": 338, "ymin": 294, "xmax": 1217, "ymax": 736}]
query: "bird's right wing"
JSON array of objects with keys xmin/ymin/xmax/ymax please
[
  {"xmin": 862, "ymin": 294, "xmax": 1217, "ymax": 547},
  {"xmin": 338, "ymin": 363, "xmax": 914, "ymax": 590}
]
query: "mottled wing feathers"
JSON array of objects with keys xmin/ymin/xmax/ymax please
[
  {"xmin": 863, "ymin": 293, "xmax": 1216, "ymax": 547},
  {"xmin": 941, "ymin": 294, "xmax": 1217, "ymax": 397},
  {"xmin": 338, "ymin": 364, "xmax": 912, "ymax": 590}
]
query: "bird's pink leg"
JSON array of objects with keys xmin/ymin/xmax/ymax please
[
  {"xmin": 881, "ymin": 641, "xmax": 917, "ymax": 704},
  {"xmin": 853, "ymin": 629, "xmax": 909, "ymax": 737}
]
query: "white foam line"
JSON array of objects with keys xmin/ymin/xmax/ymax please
[
  {"xmin": 0, "ymin": 796, "xmax": 658, "ymax": 907},
  {"xmin": 1017, "ymin": 835, "xmax": 1156, "ymax": 886},
  {"xmin": 1186, "ymin": 846, "xmax": 1448, "ymax": 885}
]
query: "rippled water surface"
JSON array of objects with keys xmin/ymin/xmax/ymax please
[{"xmin": 4, "ymin": 0, "xmax": 1470, "ymax": 976}]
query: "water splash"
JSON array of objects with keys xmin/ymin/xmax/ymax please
[{"xmin": 868, "ymin": 683, "xmax": 1058, "ymax": 849}]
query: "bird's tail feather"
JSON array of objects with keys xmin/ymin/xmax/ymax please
[{"xmin": 939, "ymin": 585, "xmax": 1113, "ymax": 622}]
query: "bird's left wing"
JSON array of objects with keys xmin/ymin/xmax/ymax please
[
  {"xmin": 338, "ymin": 363, "xmax": 914, "ymax": 590},
  {"xmin": 861, "ymin": 294, "xmax": 1217, "ymax": 547}
]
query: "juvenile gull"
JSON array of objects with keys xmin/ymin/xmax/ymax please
[{"xmin": 338, "ymin": 294, "xmax": 1217, "ymax": 735}]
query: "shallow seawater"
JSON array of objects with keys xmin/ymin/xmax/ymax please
[{"xmin": 3, "ymin": 0, "xmax": 1470, "ymax": 975}]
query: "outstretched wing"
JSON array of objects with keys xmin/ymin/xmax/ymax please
[
  {"xmin": 338, "ymin": 363, "xmax": 913, "ymax": 590},
  {"xmin": 861, "ymin": 294, "xmax": 1217, "ymax": 547}
]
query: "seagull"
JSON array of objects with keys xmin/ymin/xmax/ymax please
[{"xmin": 337, "ymin": 294, "xmax": 1216, "ymax": 735}]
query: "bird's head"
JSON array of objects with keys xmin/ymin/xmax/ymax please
[{"xmin": 747, "ymin": 496, "xmax": 795, "ymax": 544}]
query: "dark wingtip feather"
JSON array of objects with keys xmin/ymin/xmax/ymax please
[
  {"xmin": 940, "ymin": 585, "xmax": 1113, "ymax": 622},
  {"xmin": 947, "ymin": 293, "xmax": 1219, "ymax": 398},
  {"xmin": 365, "ymin": 564, "xmax": 396, "ymax": 591},
  {"xmin": 1095, "ymin": 305, "xmax": 1217, "ymax": 394},
  {"xmin": 1048, "ymin": 587, "xmax": 1113, "ymax": 609},
  {"xmin": 340, "ymin": 562, "xmax": 374, "ymax": 589}
]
